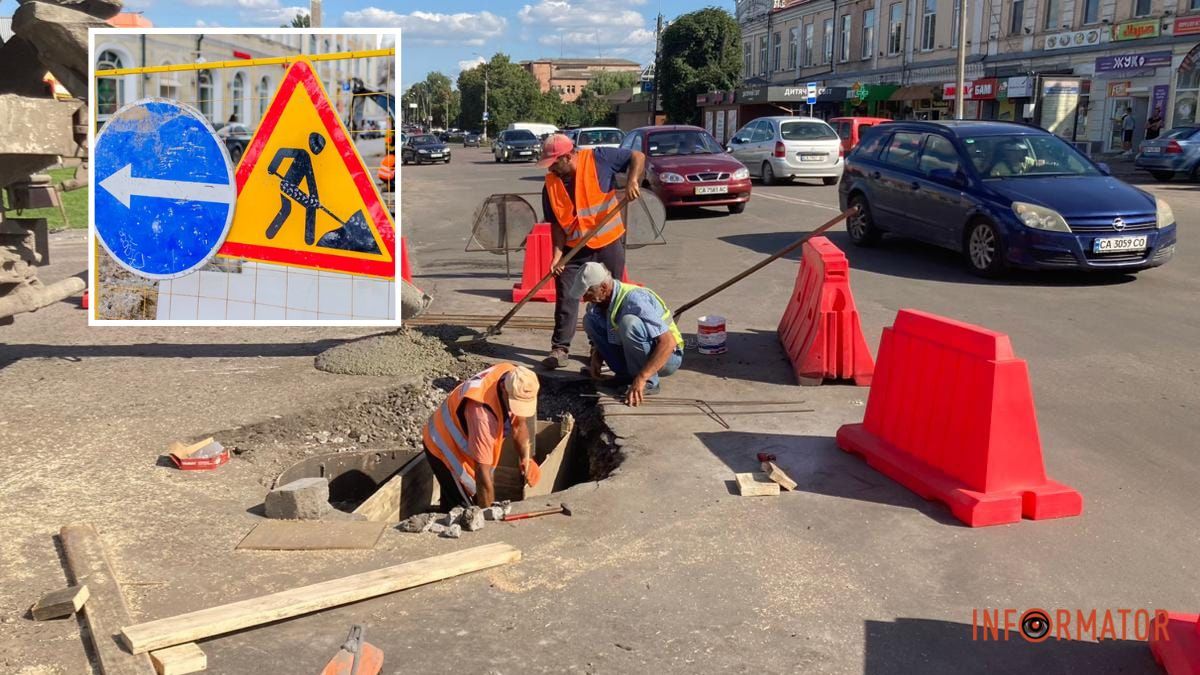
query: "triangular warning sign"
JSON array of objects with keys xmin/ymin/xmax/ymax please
[{"xmin": 217, "ymin": 58, "xmax": 395, "ymax": 278}]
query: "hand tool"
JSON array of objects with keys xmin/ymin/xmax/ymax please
[
  {"xmin": 503, "ymin": 503, "xmax": 572, "ymax": 522},
  {"xmin": 320, "ymin": 624, "xmax": 383, "ymax": 675}
]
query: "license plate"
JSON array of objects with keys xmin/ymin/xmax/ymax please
[
  {"xmin": 1143, "ymin": 146, "xmax": 1162, "ymax": 154},
  {"xmin": 430, "ymin": 153, "xmax": 442, "ymax": 158},
  {"xmin": 801, "ymin": 154, "xmax": 826, "ymax": 162},
  {"xmin": 695, "ymin": 185, "xmax": 729, "ymax": 195},
  {"xmin": 519, "ymin": 151, "xmax": 531, "ymax": 155},
  {"xmin": 1093, "ymin": 235, "xmax": 1148, "ymax": 253}
]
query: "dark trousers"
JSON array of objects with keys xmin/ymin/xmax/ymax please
[
  {"xmin": 552, "ymin": 239, "xmax": 626, "ymax": 350},
  {"xmin": 424, "ymin": 447, "xmax": 469, "ymax": 511}
]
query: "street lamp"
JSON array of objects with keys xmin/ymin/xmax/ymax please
[{"xmin": 473, "ymin": 52, "xmax": 489, "ymax": 141}]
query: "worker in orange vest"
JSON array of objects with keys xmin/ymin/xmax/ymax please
[
  {"xmin": 538, "ymin": 133, "xmax": 646, "ymax": 370},
  {"xmin": 422, "ymin": 363, "xmax": 541, "ymax": 509}
]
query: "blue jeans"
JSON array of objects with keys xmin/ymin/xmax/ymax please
[{"xmin": 584, "ymin": 312, "xmax": 682, "ymax": 388}]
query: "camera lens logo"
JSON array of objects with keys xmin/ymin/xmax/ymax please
[{"xmin": 1021, "ymin": 609, "xmax": 1052, "ymax": 642}]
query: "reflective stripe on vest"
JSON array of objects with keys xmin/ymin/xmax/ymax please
[
  {"xmin": 545, "ymin": 148, "xmax": 626, "ymax": 250},
  {"xmin": 421, "ymin": 363, "xmax": 515, "ymax": 499},
  {"xmin": 608, "ymin": 282, "xmax": 685, "ymax": 349}
]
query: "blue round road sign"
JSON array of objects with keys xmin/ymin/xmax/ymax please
[{"xmin": 95, "ymin": 99, "xmax": 236, "ymax": 279}]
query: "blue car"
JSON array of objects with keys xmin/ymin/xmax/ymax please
[
  {"xmin": 1134, "ymin": 126, "xmax": 1200, "ymax": 181},
  {"xmin": 838, "ymin": 121, "xmax": 1177, "ymax": 276}
]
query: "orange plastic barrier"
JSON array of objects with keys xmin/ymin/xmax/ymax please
[
  {"xmin": 512, "ymin": 223, "xmax": 632, "ymax": 303},
  {"xmin": 836, "ymin": 309, "xmax": 1083, "ymax": 527},
  {"xmin": 777, "ymin": 236, "xmax": 874, "ymax": 386},
  {"xmin": 1151, "ymin": 612, "xmax": 1200, "ymax": 675},
  {"xmin": 400, "ymin": 236, "xmax": 413, "ymax": 283}
]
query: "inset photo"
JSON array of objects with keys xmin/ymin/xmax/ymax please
[{"xmin": 88, "ymin": 27, "xmax": 401, "ymax": 323}]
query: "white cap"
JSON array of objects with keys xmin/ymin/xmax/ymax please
[{"xmin": 569, "ymin": 261, "xmax": 613, "ymax": 299}]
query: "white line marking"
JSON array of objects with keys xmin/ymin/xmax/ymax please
[{"xmin": 753, "ymin": 190, "xmax": 840, "ymax": 211}]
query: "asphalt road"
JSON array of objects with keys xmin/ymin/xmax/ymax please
[{"xmin": 398, "ymin": 148, "xmax": 1199, "ymax": 673}]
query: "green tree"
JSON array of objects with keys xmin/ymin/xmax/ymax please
[
  {"xmin": 458, "ymin": 54, "xmax": 558, "ymax": 135},
  {"xmin": 659, "ymin": 7, "xmax": 741, "ymax": 125},
  {"xmin": 403, "ymin": 72, "xmax": 460, "ymax": 129},
  {"xmin": 282, "ymin": 13, "xmax": 310, "ymax": 28},
  {"xmin": 575, "ymin": 71, "xmax": 640, "ymax": 127}
]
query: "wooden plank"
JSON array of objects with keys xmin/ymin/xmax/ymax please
[
  {"xmin": 120, "ymin": 543, "xmax": 521, "ymax": 654},
  {"xmin": 524, "ymin": 416, "xmax": 575, "ymax": 498},
  {"xmin": 235, "ymin": 520, "xmax": 386, "ymax": 551},
  {"xmin": 31, "ymin": 584, "xmax": 90, "ymax": 620},
  {"xmin": 59, "ymin": 524, "xmax": 157, "ymax": 674},
  {"xmin": 149, "ymin": 643, "xmax": 206, "ymax": 675},
  {"xmin": 352, "ymin": 453, "xmax": 437, "ymax": 523},
  {"xmin": 353, "ymin": 473, "xmax": 404, "ymax": 523},
  {"xmin": 735, "ymin": 472, "xmax": 780, "ymax": 497},
  {"xmin": 761, "ymin": 461, "xmax": 798, "ymax": 491}
]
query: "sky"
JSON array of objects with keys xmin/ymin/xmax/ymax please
[{"xmin": 0, "ymin": 0, "xmax": 734, "ymax": 88}]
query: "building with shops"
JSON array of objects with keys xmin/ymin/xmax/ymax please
[
  {"xmin": 712, "ymin": 0, "xmax": 1200, "ymax": 155},
  {"xmin": 521, "ymin": 57, "xmax": 643, "ymax": 102},
  {"xmin": 94, "ymin": 32, "xmax": 389, "ymax": 131}
]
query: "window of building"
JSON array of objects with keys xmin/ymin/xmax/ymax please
[
  {"xmin": 1134, "ymin": 0, "xmax": 1151, "ymax": 16},
  {"xmin": 1044, "ymin": 0, "xmax": 1060, "ymax": 29},
  {"xmin": 97, "ymin": 50, "xmax": 124, "ymax": 117},
  {"xmin": 840, "ymin": 14, "xmax": 851, "ymax": 62},
  {"xmin": 231, "ymin": 72, "xmax": 244, "ymax": 123},
  {"xmin": 823, "ymin": 18, "xmax": 834, "ymax": 63},
  {"xmin": 197, "ymin": 69, "xmax": 214, "ymax": 120},
  {"xmin": 258, "ymin": 76, "xmax": 271, "ymax": 118},
  {"xmin": 921, "ymin": 0, "xmax": 937, "ymax": 50},
  {"xmin": 1010, "ymin": 0, "xmax": 1025, "ymax": 34},
  {"xmin": 759, "ymin": 35, "xmax": 768, "ymax": 74},
  {"xmin": 789, "ymin": 27, "xmax": 799, "ymax": 69},
  {"xmin": 773, "ymin": 32, "xmax": 781, "ymax": 71},
  {"xmin": 888, "ymin": 3, "xmax": 903, "ymax": 56},
  {"xmin": 863, "ymin": 9, "xmax": 876, "ymax": 59},
  {"xmin": 744, "ymin": 41, "xmax": 752, "ymax": 77},
  {"xmin": 952, "ymin": 0, "xmax": 962, "ymax": 47},
  {"xmin": 1192, "ymin": 0, "xmax": 1200, "ymax": 11},
  {"xmin": 157, "ymin": 60, "xmax": 177, "ymax": 101},
  {"xmin": 805, "ymin": 23, "xmax": 815, "ymax": 66},
  {"xmin": 1083, "ymin": 0, "xmax": 1100, "ymax": 24}
]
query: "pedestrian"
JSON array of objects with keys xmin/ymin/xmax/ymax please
[
  {"xmin": 1146, "ymin": 111, "xmax": 1164, "ymax": 140},
  {"xmin": 1121, "ymin": 107, "xmax": 1136, "ymax": 154},
  {"xmin": 574, "ymin": 262, "xmax": 683, "ymax": 407},
  {"xmin": 537, "ymin": 133, "xmax": 647, "ymax": 371},
  {"xmin": 422, "ymin": 363, "xmax": 541, "ymax": 510}
]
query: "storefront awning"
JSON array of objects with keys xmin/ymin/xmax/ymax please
[{"xmin": 889, "ymin": 84, "xmax": 938, "ymax": 101}]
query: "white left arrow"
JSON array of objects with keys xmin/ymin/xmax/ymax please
[{"xmin": 99, "ymin": 164, "xmax": 234, "ymax": 209}]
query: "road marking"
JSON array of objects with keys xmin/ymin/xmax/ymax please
[
  {"xmin": 754, "ymin": 191, "xmax": 840, "ymax": 212},
  {"xmin": 99, "ymin": 164, "xmax": 235, "ymax": 209}
]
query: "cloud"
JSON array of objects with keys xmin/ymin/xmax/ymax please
[
  {"xmin": 180, "ymin": 0, "xmax": 307, "ymax": 25},
  {"xmin": 458, "ymin": 56, "xmax": 486, "ymax": 72},
  {"xmin": 340, "ymin": 9, "xmax": 506, "ymax": 46},
  {"xmin": 517, "ymin": 0, "xmax": 654, "ymax": 55}
]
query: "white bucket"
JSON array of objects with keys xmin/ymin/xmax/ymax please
[{"xmin": 697, "ymin": 315, "xmax": 727, "ymax": 355}]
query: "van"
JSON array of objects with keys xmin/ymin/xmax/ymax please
[
  {"xmin": 508, "ymin": 122, "xmax": 559, "ymax": 139},
  {"xmin": 829, "ymin": 116, "xmax": 892, "ymax": 155}
]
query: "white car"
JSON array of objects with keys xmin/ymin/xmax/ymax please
[
  {"xmin": 572, "ymin": 126, "xmax": 625, "ymax": 149},
  {"xmin": 727, "ymin": 116, "xmax": 843, "ymax": 186}
]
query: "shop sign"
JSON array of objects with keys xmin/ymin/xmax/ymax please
[
  {"xmin": 768, "ymin": 85, "xmax": 825, "ymax": 102},
  {"xmin": 1006, "ymin": 76, "xmax": 1034, "ymax": 98},
  {"xmin": 942, "ymin": 78, "xmax": 998, "ymax": 100},
  {"xmin": 1044, "ymin": 28, "xmax": 1104, "ymax": 50},
  {"xmin": 1112, "ymin": 19, "xmax": 1160, "ymax": 41},
  {"xmin": 737, "ymin": 86, "xmax": 768, "ymax": 103},
  {"xmin": 1152, "ymin": 84, "xmax": 1170, "ymax": 116},
  {"xmin": 1095, "ymin": 50, "xmax": 1172, "ymax": 72},
  {"xmin": 850, "ymin": 82, "xmax": 869, "ymax": 103},
  {"xmin": 1174, "ymin": 15, "xmax": 1200, "ymax": 37},
  {"xmin": 1107, "ymin": 80, "xmax": 1133, "ymax": 97}
]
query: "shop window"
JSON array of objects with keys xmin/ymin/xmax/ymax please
[{"xmin": 1174, "ymin": 55, "xmax": 1200, "ymax": 127}]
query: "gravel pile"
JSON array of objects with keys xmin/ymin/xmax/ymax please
[{"xmin": 314, "ymin": 328, "xmax": 485, "ymax": 378}]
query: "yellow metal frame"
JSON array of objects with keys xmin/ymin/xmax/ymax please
[{"xmin": 95, "ymin": 48, "xmax": 395, "ymax": 77}]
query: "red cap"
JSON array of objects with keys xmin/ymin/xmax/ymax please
[{"xmin": 537, "ymin": 134, "xmax": 574, "ymax": 167}]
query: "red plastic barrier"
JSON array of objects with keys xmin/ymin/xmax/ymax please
[
  {"xmin": 835, "ymin": 309, "xmax": 1083, "ymax": 527},
  {"xmin": 1151, "ymin": 613, "xmax": 1200, "ymax": 675},
  {"xmin": 777, "ymin": 236, "xmax": 874, "ymax": 386},
  {"xmin": 512, "ymin": 223, "xmax": 632, "ymax": 303},
  {"xmin": 400, "ymin": 236, "xmax": 413, "ymax": 283}
]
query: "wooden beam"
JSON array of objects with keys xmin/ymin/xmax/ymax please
[
  {"xmin": 149, "ymin": 643, "xmax": 206, "ymax": 675},
  {"xmin": 761, "ymin": 461, "xmax": 797, "ymax": 491},
  {"xmin": 120, "ymin": 543, "xmax": 521, "ymax": 654},
  {"xmin": 735, "ymin": 472, "xmax": 780, "ymax": 497},
  {"xmin": 31, "ymin": 584, "xmax": 90, "ymax": 620},
  {"xmin": 352, "ymin": 454, "xmax": 436, "ymax": 523},
  {"xmin": 59, "ymin": 524, "xmax": 156, "ymax": 674}
]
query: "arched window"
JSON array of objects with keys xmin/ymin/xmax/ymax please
[
  {"xmin": 1174, "ymin": 47, "xmax": 1200, "ymax": 127},
  {"xmin": 97, "ymin": 50, "xmax": 125, "ymax": 116},
  {"xmin": 158, "ymin": 60, "xmax": 177, "ymax": 100},
  {"xmin": 258, "ymin": 75, "xmax": 271, "ymax": 119},
  {"xmin": 198, "ymin": 69, "xmax": 214, "ymax": 120},
  {"xmin": 231, "ymin": 72, "xmax": 245, "ymax": 123}
]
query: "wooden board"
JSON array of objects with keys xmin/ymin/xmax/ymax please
[
  {"xmin": 149, "ymin": 643, "xmax": 206, "ymax": 675},
  {"xmin": 494, "ymin": 417, "xmax": 575, "ymax": 502},
  {"xmin": 235, "ymin": 520, "xmax": 386, "ymax": 551},
  {"xmin": 352, "ymin": 453, "xmax": 437, "ymax": 523},
  {"xmin": 59, "ymin": 524, "xmax": 157, "ymax": 674},
  {"xmin": 761, "ymin": 461, "xmax": 798, "ymax": 491},
  {"xmin": 120, "ymin": 543, "xmax": 522, "ymax": 654},
  {"xmin": 31, "ymin": 584, "xmax": 89, "ymax": 620},
  {"xmin": 735, "ymin": 472, "xmax": 781, "ymax": 497}
]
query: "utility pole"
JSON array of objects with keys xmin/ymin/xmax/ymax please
[
  {"xmin": 649, "ymin": 13, "xmax": 663, "ymax": 126},
  {"xmin": 954, "ymin": 0, "xmax": 967, "ymax": 119},
  {"xmin": 474, "ymin": 52, "xmax": 489, "ymax": 141}
]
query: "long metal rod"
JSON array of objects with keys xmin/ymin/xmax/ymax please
[
  {"xmin": 672, "ymin": 207, "xmax": 855, "ymax": 319},
  {"xmin": 96, "ymin": 48, "xmax": 395, "ymax": 76}
]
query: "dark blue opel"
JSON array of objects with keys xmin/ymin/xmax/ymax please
[{"xmin": 838, "ymin": 121, "xmax": 1177, "ymax": 277}]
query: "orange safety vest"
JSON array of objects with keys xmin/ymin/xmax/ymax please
[
  {"xmin": 422, "ymin": 363, "xmax": 516, "ymax": 501},
  {"xmin": 378, "ymin": 154, "xmax": 395, "ymax": 182},
  {"xmin": 545, "ymin": 148, "xmax": 626, "ymax": 249}
]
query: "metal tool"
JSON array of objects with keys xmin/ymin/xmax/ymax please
[
  {"xmin": 503, "ymin": 503, "xmax": 572, "ymax": 521},
  {"xmin": 672, "ymin": 206, "xmax": 856, "ymax": 319},
  {"xmin": 320, "ymin": 624, "xmax": 383, "ymax": 675}
]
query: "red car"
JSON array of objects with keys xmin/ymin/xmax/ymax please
[
  {"xmin": 829, "ymin": 116, "xmax": 892, "ymax": 155},
  {"xmin": 619, "ymin": 125, "xmax": 752, "ymax": 214}
]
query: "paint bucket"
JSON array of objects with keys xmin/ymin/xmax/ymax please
[{"xmin": 697, "ymin": 315, "xmax": 727, "ymax": 355}]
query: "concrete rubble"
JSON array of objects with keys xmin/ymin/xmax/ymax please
[
  {"xmin": 11, "ymin": 1, "xmax": 109, "ymax": 99},
  {"xmin": 397, "ymin": 512, "xmax": 437, "ymax": 533},
  {"xmin": 440, "ymin": 524, "xmax": 462, "ymax": 539},
  {"xmin": 462, "ymin": 506, "xmax": 485, "ymax": 531},
  {"xmin": 264, "ymin": 477, "xmax": 332, "ymax": 520}
]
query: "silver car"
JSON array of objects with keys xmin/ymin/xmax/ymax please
[
  {"xmin": 1134, "ymin": 127, "xmax": 1200, "ymax": 181},
  {"xmin": 727, "ymin": 116, "xmax": 844, "ymax": 186}
]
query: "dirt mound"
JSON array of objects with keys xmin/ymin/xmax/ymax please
[{"xmin": 314, "ymin": 328, "xmax": 483, "ymax": 378}]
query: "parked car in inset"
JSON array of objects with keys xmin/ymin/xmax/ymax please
[
  {"xmin": 830, "ymin": 116, "xmax": 892, "ymax": 155},
  {"xmin": 839, "ymin": 120, "xmax": 1176, "ymax": 276},
  {"xmin": 620, "ymin": 125, "xmax": 751, "ymax": 214},
  {"xmin": 493, "ymin": 129, "xmax": 541, "ymax": 163},
  {"xmin": 727, "ymin": 116, "xmax": 843, "ymax": 186},
  {"xmin": 401, "ymin": 133, "xmax": 451, "ymax": 165},
  {"xmin": 1134, "ymin": 126, "xmax": 1200, "ymax": 181},
  {"xmin": 573, "ymin": 127, "xmax": 625, "ymax": 149},
  {"xmin": 215, "ymin": 123, "xmax": 254, "ymax": 164}
]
